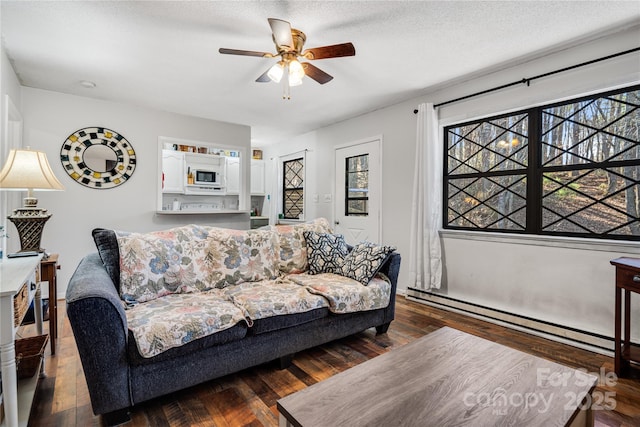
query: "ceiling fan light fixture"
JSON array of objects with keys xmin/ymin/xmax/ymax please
[
  {"xmin": 219, "ymin": 18, "xmax": 355, "ymax": 97},
  {"xmin": 288, "ymin": 59, "xmax": 304, "ymax": 86},
  {"xmin": 267, "ymin": 61, "xmax": 284, "ymax": 83}
]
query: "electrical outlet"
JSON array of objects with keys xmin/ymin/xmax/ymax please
[
  {"xmin": 313, "ymin": 194, "xmax": 319, "ymax": 203},
  {"xmin": 323, "ymin": 194, "xmax": 332, "ymax": 203}
]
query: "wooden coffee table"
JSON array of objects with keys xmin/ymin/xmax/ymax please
[{"xmin": 278, "ymin": 327, "xmax": 598, "ymax": 427}]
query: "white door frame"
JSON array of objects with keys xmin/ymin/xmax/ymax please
[{"xmin": 333, "ymin": 135, "xmax": 383, "ymax": 243}]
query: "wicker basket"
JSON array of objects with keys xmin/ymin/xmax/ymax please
[
  {"xmin": 15, "ymin": 335, "xmax": 49, "ymax": 379},
  {"xmin": 13, "ymin": 283, "xmax": 29, "ymax": 327}
]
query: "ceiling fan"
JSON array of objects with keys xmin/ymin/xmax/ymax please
[{"xmin": 219, "ymin": 18, "xmax": 355, "ymax": 99}]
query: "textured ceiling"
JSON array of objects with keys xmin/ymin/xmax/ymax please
[{"xmin": 2, "ymin": 1, "xmax": 639, "ymax": 144}]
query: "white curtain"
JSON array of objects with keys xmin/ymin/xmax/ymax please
[{"xmin": 408, "ymin": 103, "xmax": 443, "ymax": 290}]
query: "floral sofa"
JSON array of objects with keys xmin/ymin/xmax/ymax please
[{"xmin": 66, "ymin": 218, "xmax": 401, "ymax": 425}]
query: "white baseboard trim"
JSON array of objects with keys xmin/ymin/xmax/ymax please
[{"xmin": 406, "ymin": 288, "xmax": 615, "ymax": 358}]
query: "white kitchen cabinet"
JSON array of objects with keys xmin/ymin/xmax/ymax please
[
  {"xmin": 162, "ymin": 150, "xmax": 185, "ymax": 193},
  {"xmin": 157, "ymin": 137, "xmax": 249, "ymax": 214},
  {"xmin": 251, "ymin": 159, "xmax": 265, "ymax": 195}
]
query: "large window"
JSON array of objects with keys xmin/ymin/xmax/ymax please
[
  {"xmin": 444, "ymin": 85, "xmax": 640, "ymax": 240},
  {"xmin": 283, "ymin": 157, "xmax": 304, "ymax": 219}
]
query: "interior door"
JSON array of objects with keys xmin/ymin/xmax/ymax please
[{"xmin": 334, "ymin": 138, "xmax": 381, "ymax": 245}]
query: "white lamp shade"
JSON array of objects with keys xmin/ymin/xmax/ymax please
[{"xmin": 0, "ymin": 149, "xmax": 64, "ymax": 191}]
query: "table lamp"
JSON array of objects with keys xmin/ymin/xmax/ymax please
[{"xmin": 0, "ymin": 148, "xmax": 64, "ymax": 254}]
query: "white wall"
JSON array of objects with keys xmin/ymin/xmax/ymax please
[
  {"xmin": 263, "ymin": 25, "xmax": 640, "ymax": 341},
  {"xmin": 20, "ymin": 87, "xmax": 251, "ymax": 298},
  {"xmin": 1, "ymin": 43, "xmax": 24, "ymax": 254}
]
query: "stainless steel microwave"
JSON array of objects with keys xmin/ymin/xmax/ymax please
[{"xmin": 194, "ymin": 169, "xmax": 220, "ymax": 185}]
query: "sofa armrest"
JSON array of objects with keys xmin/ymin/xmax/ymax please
[
  {"xmin": 65, "ymin": 253, "xmax": 132, "ymax": 415},
  {"xmin": 377, "ymin": 252, "xmax": 401, "ymax": 328},
  {"xmin": 378, "ymin": 252, "xmax": 401, "ymax": 291}
]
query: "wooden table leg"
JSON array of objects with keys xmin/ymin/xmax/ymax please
[
  {"xmin": 48, "ymin": 274, "xmax": 57, "ymax": 355},
  {"xmin": 623, "ymin": 288, "xmax": 631, "ymax": 374},
  {"xmin": 41, "ymin": 255, "xmax": 59, "ymax": 356},
  {"xmin": 614, "ymin": 285, "xmax": 622, "ymax": 376}
]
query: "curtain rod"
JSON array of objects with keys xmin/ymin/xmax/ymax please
[{"xmin": 413, "ymin": 46, "xmax": 640, "ymax": 114}]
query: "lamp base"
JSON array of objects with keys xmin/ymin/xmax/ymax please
[
  {"xmin": 24, "ymin": 196, "xmax": 38, "ymax": 208},
  {"xmin": 8, "ymin": 207, "xmax": 52, "ymax": 253}
]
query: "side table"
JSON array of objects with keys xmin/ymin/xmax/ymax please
[
  {"xmin": 40, "ymin": 254, "xmax": 60, "ymax": 356},
  {"xmin": 610, "ymin": 257, "xmax": 640, "ymax": 377}
]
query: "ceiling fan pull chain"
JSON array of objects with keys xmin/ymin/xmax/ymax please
[
  {"xmin": 283, "ymin": 65, "xmax": 291, "ymax": 100},
  {"xmin": 283, "ymin": 80, "xmax": 291, "ymax": 100}
]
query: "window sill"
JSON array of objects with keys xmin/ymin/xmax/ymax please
[{"xmin": 439, "ymin": 229, "xmax": 640, "ymax": 254}]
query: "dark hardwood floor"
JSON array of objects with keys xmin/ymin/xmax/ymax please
[{"xmin": 23, "ymin": 296, "xmax": 640, "ymax": 426}]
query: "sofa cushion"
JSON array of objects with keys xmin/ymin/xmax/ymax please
[
  {"xmin": 287, "ymin": 273, "xmax": 392, "ymax": 314},
  {"xmin": 116, "ymin": 225, "xmax": 280, "ymax": 303},
  {"xmin": 92, "ymin": 228, "xmax": 120, "ymax": 290},
  {"xmin": 117, "ymin": 225, "xmax": 210, "ymax": 303},
  {"xmin": 271, "ymin": 218, "xmax": 332, "ymax": 274},
  {"xmin": 127, "ymin": 322, "xmax": 247, "ymax": 366},
  {"xmin": 340, "ymin": 242, "xmax": 396, "ymax": 285},
  {"xmin": 223, "ymin": 279, "xmax": 329, "ymax": 319},
  {"xmin": 209, "ymin": 228, "xmax": 281, "ymax": 288},
  {"xmin": 248, "ymin": 308, "xmax": 330, "ymax": 335},
  {"xmin": 125, "ymin": 290, "xmax": 249, "ymax": 358},
  {"xmin": 303, "ymin": 231, "xmax": 349, "ymax": 275},
  {"xmin": 223, "ymin": 279, "xmax": 331, "ymax": 335}
]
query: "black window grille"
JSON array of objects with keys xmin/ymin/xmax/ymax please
[
  {"xmin": 444, "ymin": 85, "xmax": 640, "ymax": 240},
  {"xmin": 283, "ymin": 158, "xmax": 304, "ymax": 219},
  {"xmin": 345, "ymin": 154, "xmax": 369, "ymax": 216}
]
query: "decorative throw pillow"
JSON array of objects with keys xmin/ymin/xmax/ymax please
[
  {"xmin": 272, "ymin": 217, "xmax": 333, "ymax": 274},
  {"xmin": 340, "ymin": 242, "xmax": 396, "ymax": 285},
  {"xmin": 303, "ymin": 231, "xmax": 350, "ymax": 275},
  {"xmin": 92, "ymin": 228, "xmax": 120, "ymax": 291}
]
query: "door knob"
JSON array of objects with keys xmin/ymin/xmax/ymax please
[{"xmin": 335, "ymin": 220, "xmax": 340, "ymax": 225}]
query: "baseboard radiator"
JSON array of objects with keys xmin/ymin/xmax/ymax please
[{"xmin": 406, "ymin": 287, "xmax": 616, "ymax": 357}]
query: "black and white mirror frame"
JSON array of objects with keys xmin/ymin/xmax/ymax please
[{"xmin": 60, "ymin": 126, "xmax": 136, "ymax": 189}]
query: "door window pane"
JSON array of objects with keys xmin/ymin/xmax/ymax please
[{"xmin": 345, "ymin": 154, "xmax": 369, "ymax": 216}]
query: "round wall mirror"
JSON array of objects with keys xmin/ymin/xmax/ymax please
[
  {"xmin": 84, "ymin": 144, "xmax": 118, "ymax": 172},
  {"xmin": 60, "ymin": 127, "xmax": 136, "ymax": 189}
]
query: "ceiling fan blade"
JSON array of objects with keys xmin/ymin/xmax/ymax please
[
  {"xmin": 268, "ymin": 18, "xmax": 294, "ymax": 49},
  {"xmin": 302, "ymin": 63, "xmax": 333, "ymax": 84},
  {"xmin": 302, "ymin": 42, "xmax": 355, "ymax": 60},
  {"xmin": 256, "ymin": 68, "xmax": 272, "ymax": 83},
  {"xmin": 219, "ymin": 48, "xmax": 273, "ymax": 58}
]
